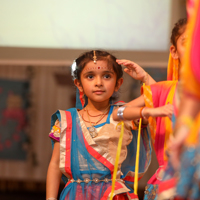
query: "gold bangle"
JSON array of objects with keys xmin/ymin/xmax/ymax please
[
  {"xmin": 141, "ymin": 107, "xmax": 147, "ymax": 120},
  {"xmin": 140, "ymin": 106, "xmax": 145, "ymax": 119},
  {"xmin": 140, "ymin": 107, "xmax": 147, "ymax": 120}
]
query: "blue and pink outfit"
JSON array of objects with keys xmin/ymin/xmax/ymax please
[{"xmin": 49, "ymin": 105, "xmax": 151, "ymax": 200}]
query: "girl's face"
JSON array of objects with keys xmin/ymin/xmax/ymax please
[
  {"xmin": 170, "ymin": 30, "xmax": 187, "ymax": 66},
  {"xmin": 75, "ymin": 60, "xmax": 123, "ymax": 104},
  {"xmin": 176, "ymin": 31, "xmax": 187, "ymax": 64}
]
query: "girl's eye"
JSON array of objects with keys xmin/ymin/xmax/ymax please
[
  {"xmin": 104, "ymin": 74, "xmax": 111, "ymax": 79},
  {"xmin": 87, "ymin": 75, "xmax": 94, "ymax": 79}
]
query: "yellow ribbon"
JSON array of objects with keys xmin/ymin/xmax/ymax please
[
  {"xmin": 134, "ymin": 82, "xmax": 144, "ymax": 195},
  {"xmin": 110, "ymin": 99, "xmax": 143, "ymax": 198},
  {"xmin": 109, "ymin": 121, "xmax": 124, "ymax": 200},
  {"xmin": 134, "ymin": 117, "xmax": 142, "ymax": 195}
]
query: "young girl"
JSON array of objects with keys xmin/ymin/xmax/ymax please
[
  {"xmin": 46, "ymin": 50, "xmax": 151, "ymax": 200},
  {"xmin": 112, "ymin": 18, "xmax": 187, "ymax": 200}
]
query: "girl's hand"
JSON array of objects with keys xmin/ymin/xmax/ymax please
[
  {"xmin": 167, "ymin": 135, "xmax": 182, "ymax": 170},
  {"xmin": 116, "ymin": 59, "xmax": 147, "ymax": 82},
  {"xmin": 144, "ymin": 104, "xmax": 173, "ymax": 119},
  {"xmin": 167, "ymin": 124, "xmax": 190, "ymax": 170}
]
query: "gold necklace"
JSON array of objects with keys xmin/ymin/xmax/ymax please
[
  {"xmin": 85, "ymin": 105, "xmax": 110, "ymax": 138},
  {"xmin": 82, "ymin": 110, "xmax": 109, "ymax": 124}
]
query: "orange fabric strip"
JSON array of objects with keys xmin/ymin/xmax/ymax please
[{"xmin": 142, "ymin": 85, "xmax": 157, "ymax": 146}]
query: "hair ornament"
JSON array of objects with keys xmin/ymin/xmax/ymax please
[
  {"xmin": 71, "ymin": 60, "xmax": 77, "ymax": 80},
  {"xmin": 93, "ymin": 50, "xmax": 97, "ymax": 64}
]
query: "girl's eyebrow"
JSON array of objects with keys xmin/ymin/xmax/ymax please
[
  {"xmin": 82, "ymin": 71, "xmax": 94, "ymax": 75},
  {"xmin": 103, "ymin": 70, "xmax": 115, "ymax": 74}
]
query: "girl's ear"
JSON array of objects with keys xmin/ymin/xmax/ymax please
[
  {"xmin": 74, "ymin": 79, "xmax": 83, "ymax": 92},
  {"xmin": 170, "ymin": 45, "xmax": 179, "ymax": 59},
  {"xmin": 115, "ymin": 78, "xmax": 123, "ymax": 92}
]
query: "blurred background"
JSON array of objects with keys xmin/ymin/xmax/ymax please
[{"xmin": 0, "ymin": 0, "xmax": 186, "ymax": 199}]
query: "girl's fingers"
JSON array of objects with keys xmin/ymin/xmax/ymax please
[
  {"xmin": 117, "ymin": 59, "xmax": 130, "ymax": 63},
  {"xmin": 117, "ymin": 59, "xmax": 136, "ymax": 67},
  {"xmin": 117, "ymin": 60, "xmax": 139, "ymax": 71},
  {"xmin": 124, "ymin": 68, "xmax": 132, "ymax": 74},
  {"xmin": 122, "ymin": 62, "xmax": 134, "ymax": 66},
  {"xmin": 124, "ymin": 68, "xmax": 137, "ymax": 77},
  {"xmin": 124, "ymin": 66, "xmax": 137, "ymax": 75},
  {"xmin": 116, "ymin": 60, "xmax": 128, "ymax": 64},
  {"xmin": 125, "ymin": 65, "xmax": 134, "ymax": 71},
  {"xmin": 125, "ymin": 64, "xmax": 137, "ymax": 71}
]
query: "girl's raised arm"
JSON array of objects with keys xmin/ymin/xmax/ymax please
[{"xmin": 116, "ymin": 59, "xmax": 156, "ymax": 85}]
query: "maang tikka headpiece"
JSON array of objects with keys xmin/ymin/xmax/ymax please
[{"xmin": 93, "ymin": 50, "xmax": 97, "ymax": 64}]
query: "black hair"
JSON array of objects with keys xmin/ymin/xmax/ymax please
[
  {"xmin": 170, "ymin": 18, "xmax": 187, "ymax": 49},
  {"xmin": 72, "ymin": 50, "xmax": 123, "ymax": 83},
  {"xmin": 71, "ymin": 50, "xmax": 123, "ymax": 102}
]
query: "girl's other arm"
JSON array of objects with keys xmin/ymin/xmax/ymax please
[
  {"xmin": 112, "ymin": 95, "xmax": 145, "ymax": 121},
  {"xmin": 46, "ymin": 141, "xmax": 62, "ymax": 199},
  {"xmin": 116, "ymin": 59, "xmax": 156, "ymax": 85},
  {"xmin": 144, "ymin": 103, "xmax": 173, "ymax": 119},
  {"xmin": 113, "ymin": 96, "xmax": 173, "ymax": 121}
]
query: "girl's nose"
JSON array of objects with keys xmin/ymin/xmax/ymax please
[{"xmin": 95, "ymin": 76, "xmax": 102, "ymax": 86}]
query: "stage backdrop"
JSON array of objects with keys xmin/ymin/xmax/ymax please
[
  {"xmin": 0, "ymin": 64, "xmax": 75, "ymax": 182},
  {"xmin": 0, "ymin": 79, "xmax": 30, "ymax": 160},
  {"xmin": 0, "ymin": 0, "xmax": 171, "ymax": 51}
]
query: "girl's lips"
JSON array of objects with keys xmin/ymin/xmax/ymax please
[{"xmin": 93, "ymin": 90, "xmax": 104, "ymax": 94}]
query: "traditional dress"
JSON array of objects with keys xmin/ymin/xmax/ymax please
[
  {"xmin": 49, "ymin": 105, "xmax": 151, "ymax": 200},
  {"xmin": 158, "ymin": 0, "xmax": 200, "ymax": 199},
  {"xmin": 142, "ymin": 81, "xmax": 178, "ymax": 200},
  {"xmin": 142, "ymin": 21, "xmax": 181, "ymax": 199}
]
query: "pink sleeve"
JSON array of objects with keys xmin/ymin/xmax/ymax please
[{"xmin": 49, "ymin": 119, "xmax": 60, "ymax": 142}]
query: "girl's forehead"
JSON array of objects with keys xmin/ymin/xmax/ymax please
[{"xmin": 83, "ymin": 60, "xmax": 114, "ymax": 72}]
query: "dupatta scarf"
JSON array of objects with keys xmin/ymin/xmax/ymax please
[
  {"xmin": 141, "ymin": 81, "xmax": 178, "ymax": 185},
  {"xmin": 50, "ymin": 107, "xmax": 151, "ymax": 200}
]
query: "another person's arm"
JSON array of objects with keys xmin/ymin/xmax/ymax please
[
  {"xmin": 112, "ymin": 95, "xmax": 173, "ymax": 121},
  {"xmin": 116, "ymin": 59, "xmax": 156, "ymax": 85},
  {"xmin": 168, "ymin": 97, "xmax": 200, "ymax": 169}
]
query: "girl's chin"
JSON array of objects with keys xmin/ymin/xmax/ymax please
[{"xmin": 89, "ymin": 98, "xmax": 110, "ymax": 103}]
